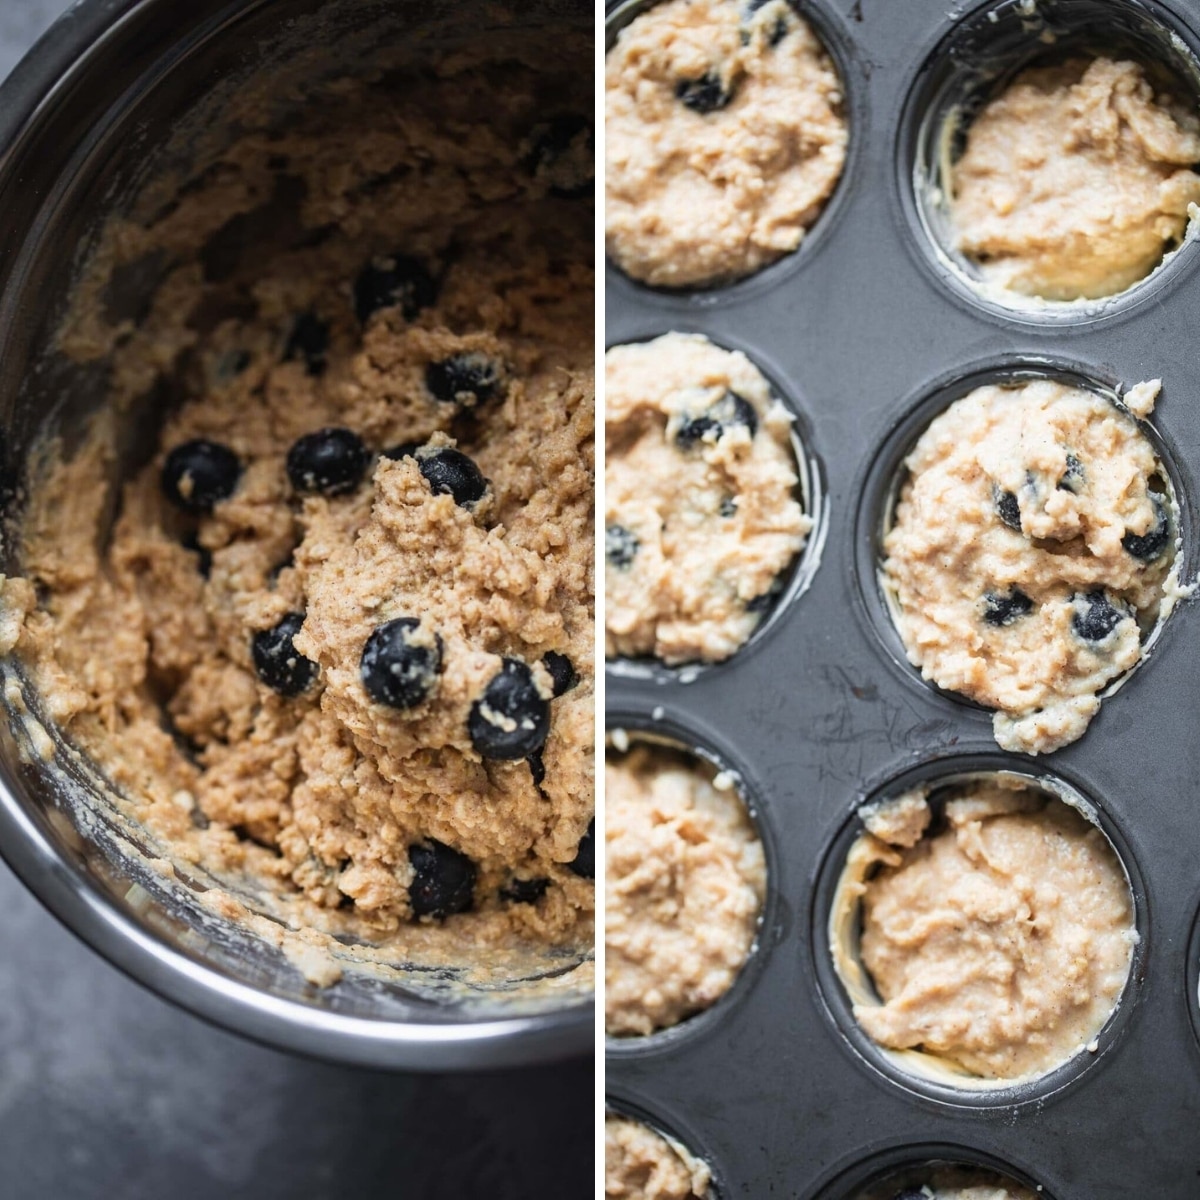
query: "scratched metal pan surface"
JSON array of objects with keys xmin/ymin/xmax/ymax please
[{"xmin": 604, "ymin": 0, "xmax": 1200, "ymax": 1194}]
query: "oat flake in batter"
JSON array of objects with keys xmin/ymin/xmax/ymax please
[
  {"xmin": 882, "ymin": 377, "xmax": 1178, "ymax": 754},
  {"xmin": 606, "ymin": 740, "xmax": 765, "ymax": 1037},
  {"xmin": 606, "ymin": 0, "xmax": 848, "ymax": 288},
  {"xmin": 605, "ymin": 1114, "xmax": 712, "ymax": 1200},
  {"xmin": 606, "ymin": 332, "xmax": 810, "ymax": 665},
  {"xmin": 5, "ymin": 46, "xmax": 594, "ymax": 975},
  {"xmin": 950, "ymin": 57, "xmax": 1200, "ymax": 301},
  {"xmin": 835, "ymin": 780, "xmax": 1136, "ymax": 1083}
]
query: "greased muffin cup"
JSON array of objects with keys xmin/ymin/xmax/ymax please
[{"xmin": 606, "ymin": 0, "xmax": 1200, "ymax": 1191}]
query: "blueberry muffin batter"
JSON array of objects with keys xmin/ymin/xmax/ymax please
[
  {"xmin": 605, "ymin": 1114, "xmax": 712, "ymax": 1200},
  {"xmin": 606, "ymin": 332, "xmax": 810, "ymax": 665},
  {"xmin": 4, "ymin": 47, "xmax": 594, "ymax": 973},
  {"xmin": 833, "ymin": 780, "xmax": 1136, "ymax": 1083},
  {"xmin": 951, "ymin": 57, "xmax": 1200, "ymax": 301},
  {"xmin": 861, "ymin": 1166, "xmax": 1040, "ymax": 1200},
  {"xmin": 882, "ymin": 378, "xmax": 1179, "ymax": 754},
  {"xmin": 606, "ymin": 0, "xmax": 847, "ymax": 288},
  {"xmin": 606, "ymin": 739, "xmax": 765, "ymax": 1036}
]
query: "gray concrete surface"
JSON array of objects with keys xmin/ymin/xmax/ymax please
[{"xmin": 0, "ymin": 3, "xmax": 594, "ymax": 1197}]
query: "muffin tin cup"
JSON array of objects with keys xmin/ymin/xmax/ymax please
[{"xmin": 606, "ymin": 0, "xmax": 1200, "ymax": 1192}]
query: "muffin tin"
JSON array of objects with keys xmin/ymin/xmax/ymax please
[{"xmin": 604, "ymin": 0, "xmax": 1200, "ymax": 1194}]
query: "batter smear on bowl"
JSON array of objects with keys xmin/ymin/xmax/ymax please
[
  {"xmin": 606, "ymin": 739, "xmax": 765, "ymax": 1036},
  {"xmin": 950, "ymin": 57, "xmax": 1200, "ymax": 302},
  {"xmin": 605, "ymin": 1114, "xmax": 712, "ymax": 1200},
  {"xmin": 1, "ymin": 48, "xmax": 595, "ymax": 983},
  {"xmin": 605, "ymin": 0, "xmax": 848, "ymax": 288},
  {"xmin": 606, "ymin": 332, "xmax": 810, "ymax": 665},
  {"xmin": 882, "ymin": 377, "xmax": 1181, "ymax": 754},
  {"xmin": 832, "ymin": 779, "xmax": 1136, "ymax": 1084}
]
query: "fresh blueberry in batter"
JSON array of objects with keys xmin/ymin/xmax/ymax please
[
  {"xmin": 995, "ymin": 488, "xmax": 1022, "ymax": 531},
  {"xmin": 1058, "ymin": 452, "xmax": 1085, "ymax": 492},
  {"xmin": 353, "ymin": 253, "xmax": 437, "ymax": 323},
  {"xmin": 1121, "ymin": 495, "xmax": 1170, "ymax": 561},
  {"xmin": 161, "ymin": 439, "xmax": 242, "ymax": 514},
  {"xmin": 418, "ymin": 447, "xmax": 488, "ymax": 507},
  {"xmin": 525, "ymin": 113, "xmax": 594, "ymax": 198},
  {"xmin": 542, "ymin": 651, "xmax": 578, "ymax": 697},
  {"xmin": 468, "ymin": 658, "xmax": 551, "ymax": 760},
  {"xmin": 426, "ymin": 353, "xmax": 504, "ymax": 406},
  {"xmin": 606, "ymin": 524, "xmax": 639, "ymax": 570},
  {"xmin": 568, "ymin": 818, "xmax": 595, "ymax": 879},
  {"xmin": 284, "ymin": 311, "xmax": 330, "ymax": 375},
  {"xmin": 676, "ymin": 71, "xmax": 733, "ymax": 114},
  {"xmin": 501, "ymin": 875, "xmax": 550, "ymax": 904},
  {"xmin": 676, "ymin": 390, "xmax": 758, "ymax": 448},
  {"xmin": 286, "ymin": 427, "xmax": 369, "ymax": 496},
  {"xmin": 744, "ymin": 0, "xmax": 790, "ymax": 44},
  {"xmin": 360, "ymin": 617, "xmax": 443, "ymax": 709},
  {"xmin": 983, "ymin": 588, "xmax": 1033, "ymax": 626},
  {"xmin": 252, "ymin": 612, "xmax": 318, "ymax": 697},
  {"xmin": 408, "ymin": 840, "xmax": 476, "ymax": 918},
  {"xmin": 182, "ymin": 530, "xmax": 213, "ymax": 578},
  {"xmin": 719, "ymin": 496, "xmax": 738, "ymax": 517},
  {"xmin": 1072, "ymin": 590, "xmax": 1127, "ymax": 642},
  {"xmin": 528, "ymin": 749, "xmax": 547, "ymax": 789}
]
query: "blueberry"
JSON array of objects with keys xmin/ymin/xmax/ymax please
[
  {"xmin": 1122, "ymin": 495, "xmax": 1170, "ymax": 562},
  {"xmin": 542, "ymin": 651, "xmax": 578, "ymax": 697},
  {"xmin": 360, "ymin": 617, "xmax": 443, "ymax": 709},
  {"xmin": 982, "ymin": 588, "xmax": 1033, "ymax": 626},
  {"xmin": 995, "ymin": 488, "xmax": 1022, "ymax": 532},
  {"xmin": 528, "ymin": 749, "xmax": 547, "ymax": 788},
  {"xmin": 286, "ymin": 427, "xmax": 369, "ymax": 496},
  {"xmin": 606, "ymin": 524, "xmax": 639, "ymax": 570},
  {"xmin": 381, "ymin": 441, "xmax": 422, "ymax": 462},
  {"xmin": 568, "ymin": 818, "xmax": 595, "ymax": 879},
  {"xmin": 719, "ymin": 496, "xmax": 738, "ymax": 517},
  {"xmin": 501, "ymin": 875, "xmax": 549, "ymax": 904},
  {"xmin": 744, "ymin": 0, "xmax": 790, "ymax": 44},
  {"xmin": 1071, "ymin": 590, "xmax": 1128, "ymax": 642},
  {"xmin": 408, "ymin": 840, "xmax": 475, "ymax": 918},
  {"xmin": 182, "ymin": 530, "xmax": 213, "ymax": 578},
  {"xmin": 426, "ymin": 353, "xmax": 504, "ymax": 407},
  {"xmin": 525, "ymin": 114, "xmax": 594, "ymax": 198},
  {"xmin": 468, "ymin": 658, "xmax": 551, "ymax": 760},
  {"xmin": 676, "ymin": 71, "xmax": 733, "ymax": 114},
  {"xmin": 1058, "ymin": 452, "xmax": 1084, "ymax": 493},
  {"xmin": 354, "ymin": 253, "xmax": 437, "ymax": 324},
  {"xmin": 284, "ymin": 311, "xmax": 330, "ymax": 376},
  {"xmin": 418, "ymin": 447, "xmax": 488, "ymax": 507},
  {"xmin": 676, "ymin": 391, "xmax": 758, "ymax": 448},
  {"xmin": 252, "ymin": 612, "xmax": 318, "ymax": 696},
  {"xmin": 161, "ymin": 439, "xmax": 242, "ymax": 514}
]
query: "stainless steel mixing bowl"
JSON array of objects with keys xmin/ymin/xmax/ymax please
[{"xmin": 0, "ymin": 0, "xmax": 594, "ymax": 1070}]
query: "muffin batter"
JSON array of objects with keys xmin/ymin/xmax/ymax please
[
  {"xmin": 606, "ymin": 333, "xmax": 810, "ymax": 664},
  {"xmin": 882, "ymin": 378, "xmax": 1178, "ymax": 754},
  {"xmin": 606, "ymin": 0, "xmax": 847, "ymax": 288},
  {"xmin": 861, "ymin": 1166, "xmax": 1040, "ymax": 1200},
  {"xmin": 4, "ymin": 47, "xmax": 595, "ymax": 971},
  {"xmin": 834, "ymin": 781, "xmax": 1136, "ymax": 1082},
  {"xmin": 605, "ymin": 1114, "xmax": 711, "ymax": 1200},
  {"xmin": 950, "ymin": 57, "xmax": 1200, "ymax": 301},
  {"xmin": 606, "ymin": 740, "xmax": 765, "ymax": 1036}
]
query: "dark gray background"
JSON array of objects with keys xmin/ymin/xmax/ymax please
[{"xmin": 0, "ymin": 4, "xmax": 593, "ymax": 1197}]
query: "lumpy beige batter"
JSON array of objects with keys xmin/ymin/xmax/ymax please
[
  {"xmin": 882, "ymin": 378, "xmax": 1178, "ymax": 754},
  {"xmin": 860, "ymin": 1166, "xmax": 1039, "ymax": 1200},
  {"xmin": 4, "ymin": 47, "xmax": 594, "ymax": 971},
  {"xmin": 606, "ymin": 740, "xmax": 765, "ymax": 1036},
  {"xmin": 606, "ymin": 332, "xmax": 810, "ymax": 665},
  {"xmin": 834, "ymin": 780, "xmax": 1136, "ymax": 1083},
  {"xmin": 605, "ymin": 0, "xmax": 847, "ymax": 288},
  {"xmin": 605, "ymin": 1114, "xmax": 711, "ymax": 1200},
  {"xmin": 951, "ymin": 57, "xmax": 1200, "ymax": 301}
]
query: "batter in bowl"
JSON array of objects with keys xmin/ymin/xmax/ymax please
[
  {"xmin": 860, "ymin": 1166, "xmax": 1040, "ymax": 1200},
  {"xmin": 605, "ymin": 1114, "xmax": 712, "ymax": 1200},
  {"xmin": 950, "ymin": 57, "xmax": 1200, "ymax": 301},
  {"xmin": 832, "ymin": 779, "xmax": 1136, "ymax": 1083},
  {"xmin": 606, "ymin": 0, "xmax": 847, "ymax": 288},
  {"xmin": 606, "ymin": 739, "xmax": 765, "ymax": 1037},
  {"xmin": 606, "ymin": 332, "xmax": 810, "ymax": 665},
  {"xmin": 2, "ymin": 43, "xmax": 595, "ymax": 980},
  {"xmin": 882, "ymin": 377, "xmax": 1179, "ymax": 754}
]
